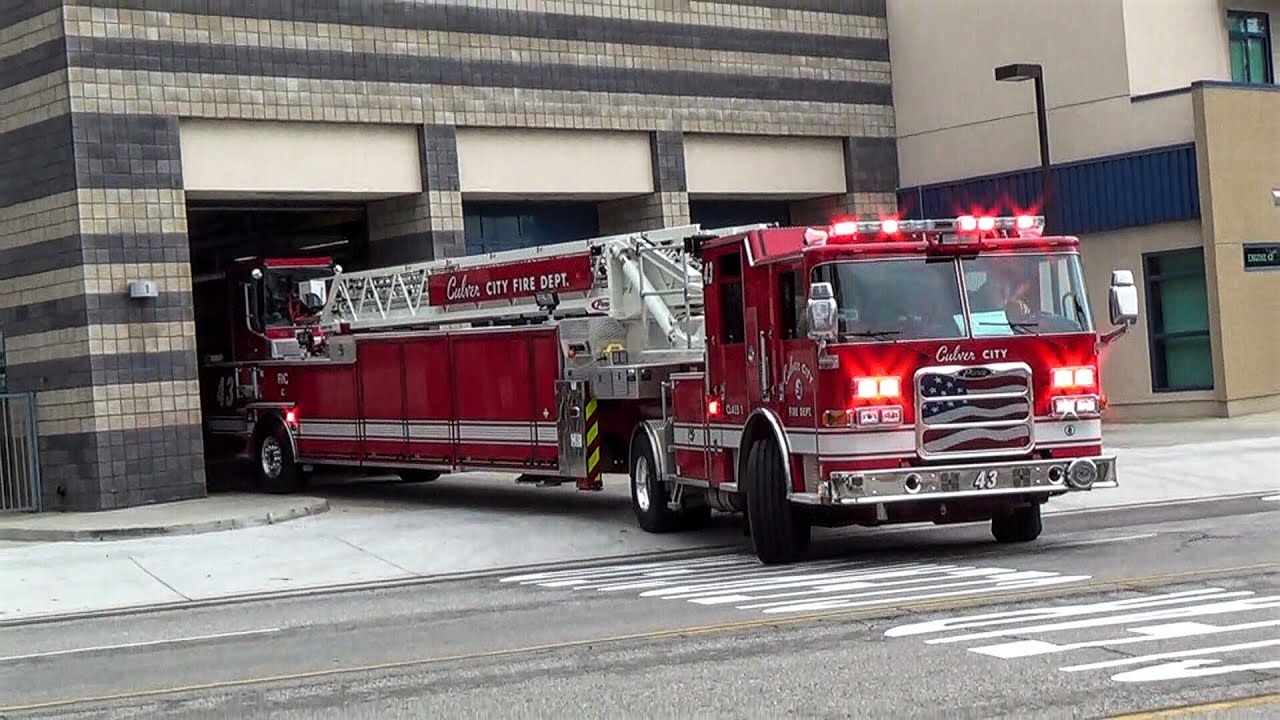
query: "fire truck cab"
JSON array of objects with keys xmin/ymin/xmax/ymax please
[{"xmin": 646, "ymin": 214, "xmax": 1138, "ymax": 562}]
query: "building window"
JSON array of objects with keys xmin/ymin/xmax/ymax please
[
  {"xmin": 1142, "ymin": 248, "xmax": 1214, "ymax": 392},
  {"xmin": 463, "ymin": 201, "xmax": 600, "ymax": 254},
  {"xmin": 1228, "ymin": 11, "xmax": 1273, "ymax": 84}
]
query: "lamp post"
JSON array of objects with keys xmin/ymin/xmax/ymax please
[{"xmin": 995, "ymin": 63, "xmax": 1053, "ymax": 233}]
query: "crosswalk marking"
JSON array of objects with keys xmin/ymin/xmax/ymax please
[
  {"xmin": 501, "ymin": 555, "xmax": 1091, "ymax": 615},
  {"xmin": 885, "ymin": 585, "xmax": 1280, "ymax": 684}
]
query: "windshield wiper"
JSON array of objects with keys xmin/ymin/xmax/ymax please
[
  {"xmin": 1070, "ymin": 295, "xmax": 1088, "ymax": 329},
  {"xmin": 845, "ymin": 329, "xmax": 903, "ymax": 340}
]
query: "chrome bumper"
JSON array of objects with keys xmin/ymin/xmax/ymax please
[{"xmin": 790, "ymin": 455, "xmax": 1118, "ymax": 506}]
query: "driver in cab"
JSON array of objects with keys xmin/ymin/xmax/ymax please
[{"xmin": 972, "ymin": 269, "xmax": 1034, "ymax": 326}]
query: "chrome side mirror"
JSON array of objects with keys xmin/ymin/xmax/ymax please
[
  {"xmin": 806, "ymin": 281, "xmax": 838, "ymax": 342},
  {"xmin": 1108, "ymin": 270, "xmax": 1139, "ymax": 327}
]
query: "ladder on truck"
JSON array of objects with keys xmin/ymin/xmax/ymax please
[{"xmin": 320, "ymin": 222, "xmax": 770, "ymax": 351}]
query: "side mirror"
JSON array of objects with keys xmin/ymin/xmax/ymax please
[
  {"xmin": 806, "ymin": 281, "xmax": 838, "ymax": 342},
  {"xmin": 1108, "ymin": 270, "xmax": 1139, "ymax": 327}
]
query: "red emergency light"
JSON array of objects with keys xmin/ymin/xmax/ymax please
[{"xmin": 808, "ymin": 214, "xmax": 1045, "ymax": 248}]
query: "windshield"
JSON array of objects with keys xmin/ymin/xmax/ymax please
[
  {"xmin": 961, "ymin": 253, "xmax": 1093, "ymax": 336},
  {"xmin": 812, "ymin": 259, "xmax": 967, "ymax": 342},
  {"xmin": 261, "ymin": 266, "xmax": 332, "ymax": 328}
]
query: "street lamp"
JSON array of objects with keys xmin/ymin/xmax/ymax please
[{"xmin": 995, "ymin": 63, "xmax": 1053, "ymax": 233}]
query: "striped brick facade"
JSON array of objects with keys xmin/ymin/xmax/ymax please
[{"xmin": 0, "ymin": 0, "xmax": 898, "ymax": 511}]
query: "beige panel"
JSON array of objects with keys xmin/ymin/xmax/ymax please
[
  {"xmin": 1193, "ymin": 84, "xmax": 1280, "ymax": 411},
  {"xmin": 887, "ymin": 0, "xmax": 1130, "ymax": 139},
  {"xmin": 1077, "ymin": 221, "xmax": 1217, "ymax": 417},
  {"xmin": 887, "ymin": 0, "xmax": 1221, "ymax": 187},
  {"xmin": 178, "ymin": 119, "xmax": 423, "ymax": 198},
  {"xmin": 1121, "ymin": 0, "xmax": 1230, "ymax": 96},
  {"xmin": 456, "ymin": 128, "xmax": 653, "ymax": 198},
  {"xmin": 684, "ymin": 134, "xmax": 845, "ymax": 197},
  {"xmin": 897, "ymin": 92, "xmax": 1194, "ymax": 187}
]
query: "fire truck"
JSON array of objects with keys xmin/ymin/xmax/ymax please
[{"xmin": 197, "ymin": 213, "xmax": 1140, "ymax": 564}]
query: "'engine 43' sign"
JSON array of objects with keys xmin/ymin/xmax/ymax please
[{"xmin": 428, "ymin": 255, "xmax": 596, "ymax": 306}]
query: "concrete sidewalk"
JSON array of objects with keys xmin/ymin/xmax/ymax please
[
  {"xmin": 0, "ymin": 494, "xmax": 328, "ymax": 542},
  {"xmin": 0, "ymin": 413, "xmax": 1274, "ymax": 625}
]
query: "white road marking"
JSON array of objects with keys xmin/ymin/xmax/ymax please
[
  {"xmin": 886, "ymin": 585, "xmax": 1280, "ymax": 685},
  {"xmin": 501, "ymin": 555, "xmax": 1090, "ymax": 615},
  {"xmin": 0, "ymin": 628, "xmax": 283, "ymax": 664},
  {"xmin": 1262, "ymin": 494, "xmax": 1280, "ymax": 503},
  {"xmin": 1048, "ymin": 532, "xmax": 1156, "ymax": 548}
]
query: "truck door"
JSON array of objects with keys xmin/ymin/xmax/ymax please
[
  {"xmin": 709, "ymin": 247, "xmax": 749, "ymax": 426},
  {"xmin": 772, "ymin": 264, "xmax": 818, "ymax": 436}
]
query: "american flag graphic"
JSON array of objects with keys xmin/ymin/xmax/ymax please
[{"xmin": 918, "ymin": 368, "xmax": 1033, "ymax": 455}]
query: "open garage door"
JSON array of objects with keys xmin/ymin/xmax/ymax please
[{"xmin": 187, "ymin": 200, "xmax": 370, "ymax": 487}]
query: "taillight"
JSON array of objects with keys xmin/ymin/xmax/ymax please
[
  {"xmin": 1052, "ymin": 366, "xmax": 1096, "ymax": 390},
  {"xmin": 854, "ymin": 376, "xmax": 901, "ymax": 400}
]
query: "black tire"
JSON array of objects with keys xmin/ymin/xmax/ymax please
[
  {"xmin": 630, "ymin": 431, "xmax": 680, "ymax": 533},
  {"xmin": 394, "ymin": 469, "xmax": 442, "ymax": 483},
  {"xmin": 991, "ymin": 503, "xmax": 1043, "ymax": 543},
  {"xmin": 255, "ymin": 420, "xmax": 305, "ymax": 494},
  {"xmin": 745, "ymin": 438, "xmax": 810, "ymax": 564}
]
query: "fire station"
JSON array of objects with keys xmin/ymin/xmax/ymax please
[
  {"xmin": 888, "ymin": 0, "xmax": 1280, "ymax": 422},
  {"xmin": 0, "ymin": 1, "xmax": 897, "ymax": 511}
]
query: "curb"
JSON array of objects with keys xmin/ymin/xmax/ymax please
[{"xmin": 0, "ymin": 497, "xmax": 330, "ymax": 542}]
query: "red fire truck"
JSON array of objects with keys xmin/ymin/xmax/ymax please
[{"xmin": 197, "ymin": 214, "xmax": 1140, "ymax": 563}]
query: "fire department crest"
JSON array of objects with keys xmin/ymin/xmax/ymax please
[{"xmin": 783, "ymin": 358, "xmax": 814, "ymax": 400}]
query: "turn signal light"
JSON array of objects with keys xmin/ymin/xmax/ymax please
[
  {"xmin": 854, "ymin": 376, "xmax": 901, "ymax": 399},
  {"xmin": 1052, "ymin": 366, "xmax": 1097, "ymax": 389}
]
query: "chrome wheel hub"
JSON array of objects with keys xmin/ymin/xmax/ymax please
[
  {"xmin": 634, "ymin": 455, "xmax": 652, "ymax": 512},
  {"xmin": 261, "ymin": 436, "xmax": 283, "ymax": 479}
]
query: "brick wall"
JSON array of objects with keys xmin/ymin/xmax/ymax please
[
  {"xmin": 2, "ymin": 0, "xmax": 897, "ymax": 511},
  {"xmin": 1, "ymin": 4, "xmax": 204, "ymax": 510}
]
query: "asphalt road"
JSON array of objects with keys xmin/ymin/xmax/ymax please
[{"xmin": 1, "ymin": 495, "xmax": 1277, "ymax": 719}]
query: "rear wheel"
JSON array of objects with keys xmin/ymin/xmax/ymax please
[
  {"xmin": 255, "ymin": 420, "xmax": 304, "ymax": 494},
  {"xmin": 630, "ymin": 431, "xmax": 680, "ymax": 533},
  {"xmin": 745, "ymin": 438, "xmax": 810, "ymax": 564},
  {"xmin": 991, "ymin": 503, "xmax": 1042, "ymax": 543}
]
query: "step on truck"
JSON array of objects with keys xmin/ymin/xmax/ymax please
[{"xmin": 196, "ymin": 214, "xmax": 1139, "ymax": 564}]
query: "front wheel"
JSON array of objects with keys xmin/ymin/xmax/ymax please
[
  {"xmin": 255, "ymin": 420, "xmax": 305, "ymax": 494},
  {"xmin": 745, "ymin": 438, "xmax": 810, "ymax": 564}
]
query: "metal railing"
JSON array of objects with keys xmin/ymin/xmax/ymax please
[{"xmin": 0, "ymin": 392, "xmax": 41, "ymax": 512}]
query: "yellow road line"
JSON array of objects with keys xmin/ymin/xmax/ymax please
[
  {"xmin": 1108, "ymin": 692, "xmax": 1280, "ymax": 718},
  {"xmin": 3, "ymin": 561, "xmax": 1276, "ymax": 713}
]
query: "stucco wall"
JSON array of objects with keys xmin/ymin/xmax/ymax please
[{"xmin": 1193, "ymin": 82, "xmax": 1280, "ymax": 415}]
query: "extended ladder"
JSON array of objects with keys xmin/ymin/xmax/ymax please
[{"xmin": 321, "ymin": 223, "xmax": 769, "ymax": 350}]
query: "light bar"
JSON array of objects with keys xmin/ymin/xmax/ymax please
[{"xmin": 805, "ymin": 215, "xmax": 1046, "ymax": 247}]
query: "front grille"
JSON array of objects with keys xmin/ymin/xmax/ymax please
[{"xmin": 914, "ymin": 362, "xmax": 1034, "ymax": 459}]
